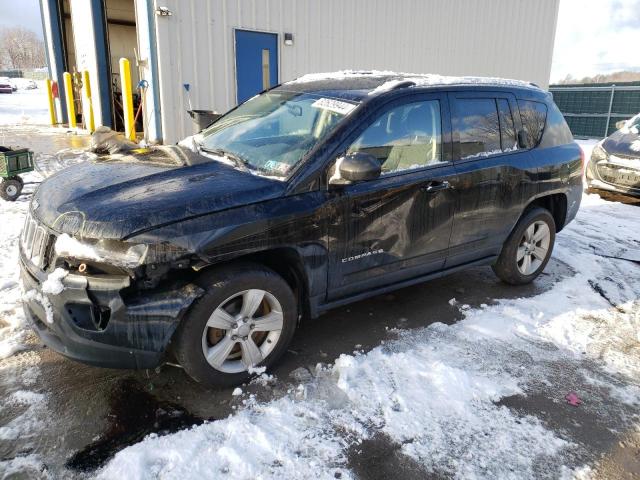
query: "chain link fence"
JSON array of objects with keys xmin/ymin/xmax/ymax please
[{"xmin": 549, "ymin": 82, "xmax": 640, "ymax": 139}]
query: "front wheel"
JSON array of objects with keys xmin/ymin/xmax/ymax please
[
  {"xmin": 492, "ymin": 207, "xmax": 556, "ymax": 285},
  {"xmin": 173, "ymin": 263, "xmax": 297, "ymax": 387}
]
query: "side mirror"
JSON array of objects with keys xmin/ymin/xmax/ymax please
[
  {"xmin": 330, "ymin": 152, "xmax": 381, "ymax": 185},
  {"xmin": 615, "ymin": 120, "xmax": 626, "ymax": 130},
  {"xmin": 517, "ymin": 129, "xmax": 528, "ymax": 149}
]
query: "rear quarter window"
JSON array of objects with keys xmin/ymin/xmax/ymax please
[
  {"xmin": 538, "ymin": 101, "xmax": 574, "ymax": 148},
  {"xmin": 517, "ymin": 100, "xmax": 547, "ymax": 148}
]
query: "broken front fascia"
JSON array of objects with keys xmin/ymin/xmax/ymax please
[
  {"xmin": 22, "ymin": 234, "xmax": 205, "ymax": 367},
  {"xmin": 54, "ymin": 233, "xmax": 189, "ymax": 269}
]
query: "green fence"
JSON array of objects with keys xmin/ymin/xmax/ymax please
[
  {"xmin": 549, "ymin": 83, "xmax": 640, "ymax": 138},
  {"xmin": 0, "ymin": 69, "xmax": 24, "ymax": 78}
]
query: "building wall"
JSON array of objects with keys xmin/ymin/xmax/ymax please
[{"xmin": 146, "ymin": 0, "xmax": 560, "ymax": 143}]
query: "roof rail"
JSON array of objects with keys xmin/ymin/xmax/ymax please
[{"xmin": 391, "ymin": 80, "xmax": 416, "ymax": 90}]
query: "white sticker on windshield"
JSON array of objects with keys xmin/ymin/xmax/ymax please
[{"xmin": 311, "ymin": 97, "xmax": 356, "ymax": 115}]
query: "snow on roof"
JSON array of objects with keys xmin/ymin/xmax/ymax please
[{"xmin": 287, "ymin": 70, "xmax": 539, "ymax": 93}]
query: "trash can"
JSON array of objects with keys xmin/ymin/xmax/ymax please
[{"xmin": 188, "ymin": 110, "xmax": 222, "ymax": 131}]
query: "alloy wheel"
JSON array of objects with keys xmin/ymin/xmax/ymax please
[
  {"xmin": 516, "ymin": 220, "xmax": 551, "ymax": 275},
  {"xmin": 201, "ymin": 289, "xmax": 283, "ymax": 374}
]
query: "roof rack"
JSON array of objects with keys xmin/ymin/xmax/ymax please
[{"xmin": 390, "ymin": 80, "xmax": 416, "ymax": 90}]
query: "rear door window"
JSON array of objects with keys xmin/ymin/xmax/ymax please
[
  {"xmin": 517, "ymin": 100, "xmax": 547, "ymax": 148},
  {"xmin": 454, "ymin": 98, "xmax": 502, "ymax": 159}
]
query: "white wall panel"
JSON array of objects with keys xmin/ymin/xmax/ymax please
[
  {"xmin": 149, "ymin": 0, "xmax": 560, "ymax": 143},
  {"xmin": 69, "ymin": 0, "xmax": 108, "ymax": 127}
]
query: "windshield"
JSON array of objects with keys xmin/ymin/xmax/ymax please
[{"xmin": 199, "ymin": 90, "xmax": 358, "ymax": 178}]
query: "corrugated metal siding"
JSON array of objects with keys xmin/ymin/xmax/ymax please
[{"xmin": 149, "ymin": 0, "xmax": 560, "ymax": 143}]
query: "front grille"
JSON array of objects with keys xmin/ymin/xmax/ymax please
[
  {"xmin": 21, "ymin": 211, "xmax": 54, "ymax": 270},
  {"xmin": 597, "ymin": 163, "xmax": 640, "ymax": 188}
]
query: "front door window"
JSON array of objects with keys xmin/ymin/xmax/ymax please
[{"xmin": 347, "ymin": 100, "xmax": 443, "ymax": 174}]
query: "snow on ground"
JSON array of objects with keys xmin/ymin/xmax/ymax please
[
  {"xmin": 576, "ymin": 138, "xmax": 600, "ymax": 161},
  {"xmin": 0, "ymin": 171, "xmax": 43, "ymax": 360},
  {"xmin": 96, "ymin": 193, "xmax": 640, "ymax": 479},
  {"xmin": 0, "ymin": 80, "xmax": 49, "ymax": 126},
  {"xmin": 0, "ymin": 172, "xmax": 49, "ymax": 478}
]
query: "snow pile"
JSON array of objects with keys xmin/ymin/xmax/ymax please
[
  {"xmin": 0, "ymin": 389, "xmax": 46, "ymax": 441},
  {"xmin": 41, "ymin": 268, "xmax": 68, "ymax": 296},
  {"xmin": 99, "ymin": 192, "xmax": 640, "ymax": 479},
  {"xmin": 289, "ymin": 70, "xmax": 537, "ymax": 90},
  {"xmin": 98, "ymin": 394, "xmax": 353, "ymax": 480}
]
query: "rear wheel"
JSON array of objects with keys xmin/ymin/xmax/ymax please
[
  {"xmin": 492, "ymin": 207, "xmax": 555, "ymax": 285},
  {"xmin": 173, "ymin": 263, "xmax": 297, "ymax": 387},
  {"xmin": 0, "ymin": 178, "xmax": 22, "ymax": 201}
]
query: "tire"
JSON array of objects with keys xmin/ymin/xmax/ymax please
[
  {"xmin": 13, "ymin": 176, "xmax": 24, "ymax": 187},
  {"xmin": 173, "ymin": 262, "xmax": 298, "ymax": 387},
  {"xmin": 0, "ymin": 178, "xmax": 22, "ymax": 201},
  {"xmin": 492, "ymin": 207, "xmax": 556, "ymax": 285}
]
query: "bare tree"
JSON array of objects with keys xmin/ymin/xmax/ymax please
[
  {"xmin": 0, "ymin": 27, "xmax": 46, "ymax": 70},
  {"xmin": 555, "ymin": 70, "xmax": 640, "ymax": 85}
]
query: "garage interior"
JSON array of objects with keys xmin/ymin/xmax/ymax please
[{"xmin": 58, "ymin": 0, "xmax": 140, "ymax": 131}]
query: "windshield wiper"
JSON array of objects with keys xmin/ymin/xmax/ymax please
[{"xmin": 200, "ymin": 146, "xmax": 252, "ymax": 172}]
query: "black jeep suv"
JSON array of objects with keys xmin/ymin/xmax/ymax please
[{"xmin": 20, "ymin": 72, "xmax": 582, "ymax": 386}]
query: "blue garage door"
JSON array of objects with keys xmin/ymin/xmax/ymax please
[{"xmin": 235, "ymin": 30, "xmax": 278, "ymax": 104}]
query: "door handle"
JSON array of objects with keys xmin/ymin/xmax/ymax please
[{"xmin": 420, "ymin": 180, "xmax": 451, "ymax": 193}]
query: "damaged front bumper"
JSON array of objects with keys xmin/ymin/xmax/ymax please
[
  {"xmin": 20, "ymin": 253, "xmax": 203, "ymax": 369},
  {"xmin": 586, "ymin": 157, "xmax": 640, "ymax": 197}
]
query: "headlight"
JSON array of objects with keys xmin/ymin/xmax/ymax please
[
  {"xmin": 591, "ymin": 143, "xmax": 607, "ymax": 162},
  {"xmin": 55, "ymin": 234, "xmax": 149, "ymax": 269}
]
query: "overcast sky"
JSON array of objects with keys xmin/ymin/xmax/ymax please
[
  {"xmin": 0, "ymin": 0, "xmax": 43, "ymax": 38},
  {"xmin": 550, "ymin": 0, "xmax": 640, "ymax": 81},
  {"xmin": 1, "ymin": 0, "xmax": 639, "ymax": 83}
]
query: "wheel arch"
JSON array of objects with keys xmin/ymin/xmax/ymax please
[
  {"xmin": 524, "ymin": 192, "xmax": 568, "ymax": 233},
  {"xmin": 196, "ymin": 246, "xmax": 312, "ymax": 322}
]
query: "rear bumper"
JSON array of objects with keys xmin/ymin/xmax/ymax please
[{"xmin": 20, "ymin": 255, "xmax": 203, "ymax": 369}]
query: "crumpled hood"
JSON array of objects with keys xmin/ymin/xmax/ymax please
[
  {"xmin": 602, "ymin": 130, "xmax": 640, "ymax": 160},
  {"xmin": 32, "ymin": 148, "xmax": 286, "ymax": 240}
]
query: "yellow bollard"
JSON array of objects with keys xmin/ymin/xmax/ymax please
[
  {"xmin": 46, "ymin": 79, "xmax": 57, "ymax": 126},
  {"xmin": 82, "ymin": 71, "xmax": 95, "ymax": 133},
  {"xmin": 119, "ymin": 58, "xmax": 136, "ymax": 141},
  {"xmin": 63, "ymin": 72, "xmax": 76, "ymax": 128}
]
